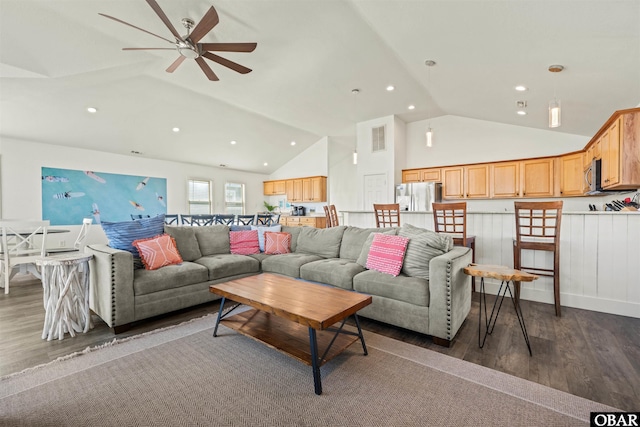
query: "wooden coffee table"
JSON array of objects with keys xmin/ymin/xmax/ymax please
[{"xmin": 209, "ymin": 273, "xmax": 372, "ymax": 395}]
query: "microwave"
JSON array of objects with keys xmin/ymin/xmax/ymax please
[{"xmin": 584, "ymin": 159, "xmax": 624, "ymax": 195}]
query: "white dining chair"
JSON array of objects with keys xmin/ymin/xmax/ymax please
[
  {"xmin": 0, "ymin": 220, "xmax": 49, "ymax": 294},
  {"xmin": 47, "ymin": 218, "xmax": 93, "ymax": 255}
]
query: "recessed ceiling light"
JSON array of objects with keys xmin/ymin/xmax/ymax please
[
  {"xmin": 263, "ymin": 162, "xmax": 268, "ymax": 166},
  {"xmin": 386, "ymin": 85, "xmax": 395, "ymax": 91},
  {"xmin": 172, "ymin": 127, "xmax": 180, "ymax": 132},
  {"xmin": 408, "ymin": 105, "xmax": 415, "ymax": 110},
  {"xmin": 290, "ymin": 141, "xmax": 296, "ymax": 146},
  {"xmin": 515, "ymin": 85, "xmax": 528, "ymax": 92},
  {"xmin": 517, "ymin": 110, "xmax": 527, "ymax": 116},
  {"xmin": 87, "ymin": 107, "xmax": 97, "ymax": 113},
  {"xmin": 230, "ymin": 140, "xmax": 237, "ymax": 145}
]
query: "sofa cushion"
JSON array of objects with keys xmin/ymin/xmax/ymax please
[
  {"xmin": 193, "ymin": 225, "xmax": 230, "ymax": 256},
  {"xmin": 356, "ymin": 229, "xmax": 398, "ymax": 267},
  {"xmin": 264, "ymin": 231, "xmax": 291, "ymax": 255},
  {"xmin": 296, "ymin": 226, "xmax": 346, "ymax": 258},
  {"xmin": 194, "ymin": 254, "xmax": 260, "ymax": 280},
  {"xmin": 339, "ymin": 227, "xmax": 380, "ymax": 260},
  {"xmin": 398, "ymin": 223, "xmax": 454, "ymax": 279},
  {"xmin": 101, "ymin": 214, "xmax": 165, "ymax": 256},
  {"xmin": 353, "ymin": 270, "xmax": 430, "ymax": 307},
  {"xmin": 261, "ymin": 253, "xmax": 323, "ymax": 278},
  {"xmin": 133, "ymin": 261, "xmax": 209, "ymax": 296},
  {"xmin": 133, "ymin": 234, "xmax": 183, "ymax": 270},
  {"xmin": 164, "ymin": 226, "xmax": 202, "ymax": 261},
  {"xmin": 229, "ymin": 230, "xmax": 260, "ymax": 255},
  {"xmin": 300, "ymin": 258, "xmax": 365, "ymax": 290},
  {"xmin": 365, "ymin": 234, "xmax": 409, "ymax": 277},
  {"xmin": 280, "ymin": 226, "xmax": 302, "ymax": 252},
  {"xmin": 251, "ymin": 224, "xmax": 282, "ymax": 252}
]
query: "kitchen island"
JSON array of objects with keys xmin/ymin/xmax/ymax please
[{"xmin": 342, "ymin": 210, "xmax": 640, "ymax": 319}]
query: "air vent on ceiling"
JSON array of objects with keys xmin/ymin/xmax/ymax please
[{"xmin": 371, "ymin": 126, "xmax": 386, "ymax": 152}]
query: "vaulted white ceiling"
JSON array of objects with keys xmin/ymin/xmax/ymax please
[{"xmin": 1, "ymin": 0, "xmax": 639, "ymax": 173}]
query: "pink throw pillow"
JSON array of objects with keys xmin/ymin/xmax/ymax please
[
  {"xmin": 264, "ymin": 232, "xmax": 291, "ymax": 255},
  {"xmin": 133, "ymin": 234, "xmax": 183, "ymax": 270},
  {"xmin": 366, "ymin": 233, "xmax": 409, "ymax": 277},
  {"xmin": 230, "ymin": 230, "xmax": 260, "ymax": 255}
]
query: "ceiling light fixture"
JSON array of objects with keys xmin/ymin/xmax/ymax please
[
  {"xmin": 263, "ymin": 162, "xmax": 268, "ymax": 166},
  {"xmin": 386, "ymin": 85, "xmax": 395, "ymax": 91},
  {"xmin": 172, "ymin": 127, "xmax": 180, "ymax": 132},
  {"xmin": 548, "ymin": 65, "xmax": 564, "ymax": 128},
  {"xmin": 352, "ymin": 89, "xmax": 360, "ymax": 165},
  {"xmin": 230, "ymin": 140, "xmax": 237, "ymax": 145},
  {"xmin": 290, "ymin": 141, "xmax": 296, "ymax": 146},
  {"xmin": 425, "ymin": 60, "xmax": 436, "ymax": 148},
  {"xmin": 516, "ymin": 100, "xmax": 527, "ymax": 115},
  {"xmin": 87, "ymin": 107, "xmax": 97, "ymax": 113},
  {"xmin": 514, "ymin": 85, "xmax": 528, "ymax": 92},
  {"xmin": 408, "ymin": 105, "xmax": 415, "ymax": 110}
]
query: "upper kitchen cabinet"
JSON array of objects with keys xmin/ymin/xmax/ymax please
[
  {"xmin": 303, "ymin": 176, "xmax": 327, "ymax": 202},
  {"xmin": 521, "ymin": 158, "xmax": 555, "ymax": 198},
  {"xmin": 490, "ymin": 161, "xmax": 520, "ymax": 198},
  {"xmin": 263, "ymin": 180, "xmax": 286, "ymax": 196},
  {"xmin": 270, "ymin": 176, "xmax": 326, "ymax": 202},
  {"xmin": 600, "ymin": 111, "xmax": 640, "ymax": 190},
  {"xmin": 442, "ymin": 165, "xmax": 489, "ymax": 199},
  {"xmin": 559, "ymin": 152, "xmax": 584, "ymax": 197},
  {"xmin": 402, "ymin": 168, "xmax": 441, "ymax": 183}
]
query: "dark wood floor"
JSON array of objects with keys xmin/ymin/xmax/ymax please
[{"xmin": 2, "ymin": 276, "xmax": 639, "ymax": 411}]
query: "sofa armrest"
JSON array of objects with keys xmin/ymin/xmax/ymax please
[
  {"xmin": 86, "ymin": 244, "xmax": 135, "ymax": 328},
  {"xmin": 428, "ymin": 246, "xmax": 472, "ymax": 342}
]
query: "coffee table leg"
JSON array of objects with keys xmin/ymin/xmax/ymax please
[
  {"xmin": 353, "ymin": 314, "xmax": 368, "ymax": 356},
  {"xmin": 308, "ymin": 327, "xmax": 322, "ymax": 395},
  {"xmin": 213, "ymin": 297, "xmax": 226, "ymax": 337}
]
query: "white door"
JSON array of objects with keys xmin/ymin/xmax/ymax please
[{"xmin": 363, "ymin": 174, "xmax": 387, "ymax": 209}]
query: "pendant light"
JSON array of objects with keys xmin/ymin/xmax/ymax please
[
  {"xmin": 425, "ymin": 60, "xmax": 436, "ymax": 147},
  {"xmin": 352, "ymin": 88, "xmax": 359, "ymax": 164},
  {"xmin": 548, "ymin": 65, "xmax": 564, "ymax": 128}
]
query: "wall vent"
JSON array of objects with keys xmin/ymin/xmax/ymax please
[{"xmin": 371, "ymin": 126, "xmax": 386, "ymax": 152}]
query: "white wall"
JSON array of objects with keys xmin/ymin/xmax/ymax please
[
  {"xmin": 0, "ymin": 137, "xmax": 268, "ymax": 246},
  {"xmin": 328, "ymin": 136, "xmax": 358, "ymax": 212},
  {"xmin": 405, "ymin": 115, "xmax": 589, "ymax": 168}
]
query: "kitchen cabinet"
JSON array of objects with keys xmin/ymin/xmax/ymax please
[
  {"xmin": 280, "ymin": 216, "xmax": 326, "ymax": 228},
  {"xmin": 442, "ymin": 165, "xmax": 488, "ymax": 199},
  {"xmin": 601, "ymin": 112, "xmax": 640, "ymax": 190},
  {"xmin": 559, "ymin": 153, "xmax": 584, "ymax": 196},
  {"xmin": 442, "ymin": 167, "xmax": 464, "ymax": 199},
  {"xmin": 402, "ymin": 168, "xmax": 441, "ymax": 183},
  {"xmin": 263, "ymin": 180, "xmax": 286, "ymax": 195},
  {"xmin": 490, "ymin": 161, "xmax": 520, "ymax": 198},
  {"xmin": 521, "ymin": 158, "xmax": 554, "ymax": 197},
  {"xmin": 584, "ymin": 139, "xmax": 601, "ymax": 169},
  {"xmin": 301, "ymin": 176, "xmax": 326, "ymax": 202}
]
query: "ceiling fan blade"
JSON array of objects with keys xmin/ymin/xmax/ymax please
[
  {"xmin": 123, "ymin": 48, "xmax": 176, "ymax": 51},
  {"xmin": 199, "ymin": 43, "xmax": 257, "ymax": 53},
  {"xmin": 99, "ymin": 13, "xmax": 174, "ymax": 44},
  {"xmin": 202, "ymin": 52, "xmax": 252, "ymax": 74},
  {"xmin": 195, "ymin": 57, "xmax": 219, "ymax": 81},
  {"xmin": 146, "ymin": 0, "xmax": 184, "ymax": 41},
  {"xmin": 166, "ymin": 56, "xmax": 187, "ymax": 73},
  {"xmin": 189, "ymin": 6, "xmax": 220, "ymax": 43}
]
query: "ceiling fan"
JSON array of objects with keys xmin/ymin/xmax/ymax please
[{"xmin": 99, "ymin": 0, "xmax": 257, "ymax": 81}]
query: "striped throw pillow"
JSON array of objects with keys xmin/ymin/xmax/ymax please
[
  {"xmin": 398, "ymin": 223, "xmax": 453, "ymax": 279},
  {"xmin": 366, "ymin": 234, "xmax": 410, "ymax": 277},
  {"xmin": 264, "ymin": 232, "xmax": 291, "ymax": 255},
  {"xmin": 132, "ymin": 233, "xmax": 183, "ymax": 270},
  {"xmin": 229, "ymin": 230, "xmax": 260, "ymax": 255},
  {"xmin": 101, "ymin": 214, "xmax": 166, "ymax": 256}
]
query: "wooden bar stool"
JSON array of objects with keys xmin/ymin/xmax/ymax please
[
  {"xmin": 373, "ymin": 203, "xmax": 400, "ymax": 227},
  {"xmin": 323, "ymin": 206, "xmax": 332, "ymax": 227},
  {"xmin": 329, "ymin": 205, "xmax": 339, "ymax": 227},
  {"xmin": 513, "ymin": 201, "xmax": 563, "ymax": 316},
  {"xmin": 432, "ymin": 202, "xmax": 476, "ymax": 291}
]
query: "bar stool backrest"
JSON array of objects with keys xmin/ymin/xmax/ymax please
[
  {"xmin": 432, "ymin": 202, "xmax": 469, "ymax": 246},
  {"xmin": 373, "ymin": 203, "xmax": 400, "ymax": 228}
]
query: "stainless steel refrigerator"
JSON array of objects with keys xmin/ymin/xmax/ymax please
[{"xmin": 395, "ymin": 182, "xmax": 442, "ymax": 211}]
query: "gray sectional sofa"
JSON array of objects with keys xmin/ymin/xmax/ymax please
[{"xmin": 86, "ymin": 223, "xmax": 472, "ymax": 346}]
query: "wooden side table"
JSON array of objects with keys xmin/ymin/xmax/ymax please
[
  {"xmin": 37, "ymin": 253, "xmax": 93, "ymax": 341},
  {"xmin": 464, "ymin": 264, "xmax": 538, "ymax": 356}
]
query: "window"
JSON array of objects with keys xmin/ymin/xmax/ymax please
[
  {"xmin": 187, "ymin": 179, "xmax": 212, "ymax": 214},
  {"xmin": 224, "ymin": 182, "xmax": 245, "ymax": 215}
]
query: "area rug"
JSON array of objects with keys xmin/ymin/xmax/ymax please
[{"xmin": 0, "ymin": 315, "xmax": 617, "ymax": 426}]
